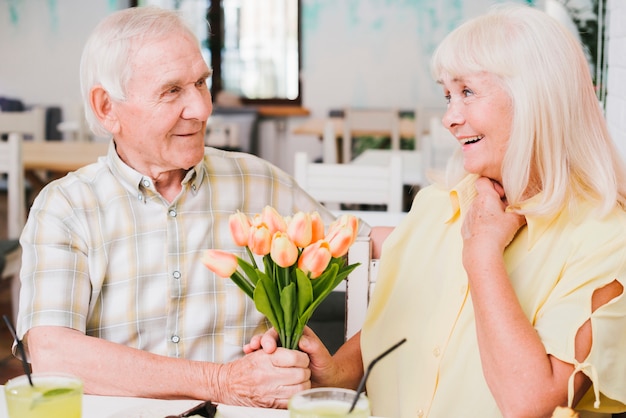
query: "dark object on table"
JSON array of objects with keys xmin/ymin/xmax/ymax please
[{"xmin": 165, "ymin": 400, "xmax": 217, "ymax": 417}]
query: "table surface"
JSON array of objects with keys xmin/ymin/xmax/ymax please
[
  {"xmin": 23, "ymin": 140, "xmax": 109, "ymax": 173},
  {"xmin": 0, "ymin": 392, "xmax": 287, "ymax": 418},
  {"xmin": 351, "ymin": 149, "xmax": 425, "ymax": 186},
  {"xmin": 0, "ymin": 390, "xmax": 384, "ymax": 417},
  {"xmin": 293, "ymin": 117, "xmax": 416, "ymax": 139}
]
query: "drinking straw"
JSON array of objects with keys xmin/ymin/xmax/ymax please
[
  {"xmin": 2, "ymin": 314, "xmax": 33, "ymax": 386},
  {"xmin": 348, "ymin": 337, "xmax": 407, "ymax": 413}
]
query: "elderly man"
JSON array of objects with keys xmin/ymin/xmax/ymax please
[{"xmin": 16, "ymin": 6, "xmax": 351, "ymax": 408}]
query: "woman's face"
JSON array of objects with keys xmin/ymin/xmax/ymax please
[{"xmin": 440, "ymin": 72, "xmax": 512, "ymax": 184}]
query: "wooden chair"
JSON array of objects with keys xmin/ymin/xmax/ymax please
[
  {"xmin": 0, "ymin": 134, "xmax": 25, "ymax": 322},
  {"xmin": 0, "ymin": 107, "xmax": 46, "ymax": 142},
  {"xmin": 340, "ymin": 108, "xmax": 401, "ymax": 163},
  {"xmin": 293, "ymin": 151, "xmax": 403, "ymax": 212}
]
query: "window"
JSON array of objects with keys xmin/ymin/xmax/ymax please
[{"xmin": 134, "ymin": 0, "xmax": 301, "ymax": 105}]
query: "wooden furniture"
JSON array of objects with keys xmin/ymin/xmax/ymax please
[
  {"xmin": 0, "ymin": 134, "xmax": 25, "ymax": 322},
  {"xmin": 0, "ymin": 107, "xmax": 46, "ymax": 143},
  {"xmin": 293, "ymin": 116, "xmax": 416, "ymax": 139},
  {"xmin": 340, "ymin": 108, "xmax": 401, "ymax": 163},
  {"xmin": 22, "ymin": 140, "xmax": 109, "ymax": 173},
  {"xmin": 294, "ymin": 151, "xmax": 403, "ymax": 212}
]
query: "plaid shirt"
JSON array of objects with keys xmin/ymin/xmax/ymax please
[{"xmin": 18, "ymin": 142, "xmax": 337, "ymax": 363}]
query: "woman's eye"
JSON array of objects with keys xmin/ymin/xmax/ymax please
[
  {"xmin": 444, "ymin": 94, "xmax": 451, "ymax": 104},
  {"xmin": 463, "ymin": 88, "xmax": 474, "ymax": 97}
]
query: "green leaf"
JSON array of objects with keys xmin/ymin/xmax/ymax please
[
  {"xmin": 237, "ymin": 258, "xmax": 260, "ymax": 286},
  {"xmin": 310, "ymin": 263, "xmax": 339, "ymax": 299},
  {"xmin": 229, "ymin": 271, "xmax": 254, "ymax": 299},
  {"xmin": 254, "ymin": 272, "xmax": 286, "ymax": 344},
  {"xmin": 295, "ymin": 269, "xmax": 313, "ymax": 317},
  {"xmin": 253, "ymin": 280, "xmax": 280, "ymax": 335},
  {"xmin": 280, "ymin": 282, "xmax": 297, "ymax": 349}
]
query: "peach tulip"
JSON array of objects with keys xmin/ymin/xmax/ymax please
[
  {"xmin": 248, "ymin": 224, "xmax": 272, "ymax": 255},
  {"xmin": 326, "ymin": 227, "xmax": 355, "ymax": 258},
  {"xmin": 327, "ymin": 214, "xmax": 359, "ymax": 243},
  {"xmin": 298, "ymin": 240, "xmax": 332, "ymax": 278},
  {"xmin": 229, "ymin": 211, "xmax": 251, "ymax": 247},
  {"xmin": 261, "ymin": 206, "xmax": 287, "ymax": 235},
  {"xmin": 270, "ymin": 232, "xmax": 299, "ymax": 267},
  {"xmin": 310, "ymin": 211, "xmax": 326, "ymax": 244},
  {"xmin": 201, "ymin": 249, "xmax": 238, "ymax": 278},
  {"xmin": 287, "ymin": 211, "xmax": 312, "ymax": 248}
]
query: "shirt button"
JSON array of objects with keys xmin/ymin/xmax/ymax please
[
  {"xmin": 173, "ymin": 271, "xmax": 181, "ymax": 280},
  {"xmin": 432, "ymin": 346, "xmax": 441, "ymax": 357},
  {"xmin": 137, "ymin": 194, "xmax": 143, "ymax": 201},
  {"xmin": 171, "ymin": 335, "xmax": 180, "ymax": 343},
  {"xmin": 169, "ymin": 209, "xmax": 177, "ymax": 217},
  {"xmin": 142, "ymin": 179, "xmax": 151, "ymax": 188},
  {"xmin": 417, "ymin": 409, "xmax": 424, "ymax": 417}
]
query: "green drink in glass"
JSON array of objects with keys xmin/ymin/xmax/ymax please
[
  {"xmin": 289, "ymin": 387, "xmax": 370, "ymax": 418},
  {"xmin": 4, "ymin": 373, "xmax": 83, "ymax": 418}
]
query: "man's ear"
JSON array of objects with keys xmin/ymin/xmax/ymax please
[{"xmin": 90, "ymin": 86, "xmax": 120, "ymax": 134}]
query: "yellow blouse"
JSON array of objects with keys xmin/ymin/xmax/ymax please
[{"xmin": 361, "ymin": 174, "xmax": 626, "ymax": 417}]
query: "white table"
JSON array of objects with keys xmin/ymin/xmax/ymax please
[
  {"xmin": 0, "ymin": 392, "xmax": 287, "ymax": 418},
  {"xmin": 0, "ymin": 390, "xmax": 384, "ymax": 417},
  {"xmin": 351, "ymin": 149, "xmax": 424, "ymax": 186}
]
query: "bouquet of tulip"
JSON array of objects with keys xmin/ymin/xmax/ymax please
[{"xmin": 202, "ymin": 206, "xmax": 360, "ymax": 350}]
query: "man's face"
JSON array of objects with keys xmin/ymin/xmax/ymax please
[{"xmin": 109, "ymin": 32, "xmax": 213, "ymax": 178}]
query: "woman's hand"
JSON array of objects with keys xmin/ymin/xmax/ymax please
[
  {"xmin": 462, "ymin": 177, "xmax": 526, "ymax": 266},
  {"xmin": 244, "ymin": 327, "xmax": 363, "ymax": 390}
]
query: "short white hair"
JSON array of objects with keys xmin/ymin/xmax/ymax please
[{"xmin": 80, "ymin": 7, "xmax": 200, "ymax": 137}]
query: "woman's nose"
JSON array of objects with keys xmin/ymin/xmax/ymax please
[{"xmin": 442, "ymin": 102, "xmax": 463, "ymax": 130}]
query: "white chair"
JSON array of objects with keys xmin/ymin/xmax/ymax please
[
  {"xmin": 294, "ymin": 151, "xmax": 403, "ymax": 212},
  {"xmin": 345, "ymin": 236, "xmax": 378, "ymax": 340},
  {"xmin": 340, "ymin": 108, "xmax": 401, "ymax": 163},
  {"xmin": 0, "ymin": 134, "xmax": 25, "ymax": 322}
]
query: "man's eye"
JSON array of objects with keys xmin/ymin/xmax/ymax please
[
  {"xmin": 196, "ymin": 79, "xmax": 207, "ymax": 88},
  {"xmin": 444, "ymin": 94, "xmax": 451, "ymax": 104},
  {"xmin": 463, "ymin": 88, "xmax": 474, "ymax": 97},
  {"xmin": 167, "ymin": 86, "xmax": 181, "ymax": 94}
]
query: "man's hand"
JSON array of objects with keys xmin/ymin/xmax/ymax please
[{"xmin": 218, "ymin": 343, "xmax": 311, "ymax": 408}]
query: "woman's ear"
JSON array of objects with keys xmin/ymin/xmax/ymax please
[{"xmin": 90, "ymin": 86, "xmax": 120, "ymax": 134}]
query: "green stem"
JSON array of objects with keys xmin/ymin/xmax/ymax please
[{"xmin": 245, "ymin": 247, "xmax": 258, "ymax": 269}]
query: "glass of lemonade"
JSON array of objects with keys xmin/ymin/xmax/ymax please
[
  {"xmin": 4, "ymin": 373, "xmax": 83, "ymax": 418},
  {"xmin": 289, "ymin": 387, "xmax": 370, "ymax": 418}
]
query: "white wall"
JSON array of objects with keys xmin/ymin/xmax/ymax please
[
  {"xmin": 0, "ymin": 1, "xmax": 127, "ymax": 123},
  {"xmin": 605, "ymin": 0, "xmax": 626, "ymax": 161},
  {"xmin": 6, "ymin": 1, "xmax": 619, "ymax": 172}
]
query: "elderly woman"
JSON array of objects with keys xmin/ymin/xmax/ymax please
[{"xmin": 247, "ymin": 4, "xmax": 626, "ymax": 417}]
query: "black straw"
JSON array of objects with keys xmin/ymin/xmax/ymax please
[
  {"xmin": 348, "ymin": 337, "xmax": 407, "ymax": 413},
  {"xmin": 2, "ymin": 314, "xmax": 33, "ymax": 386}
]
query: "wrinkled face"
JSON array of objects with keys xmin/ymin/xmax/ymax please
[
  {"xmin": 109, "ymin": 32, "xmax": 213, "ymax": 176},
  {"xmin": 440, "ymin": 72, "xmax": 512, "ymax": 184}
]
